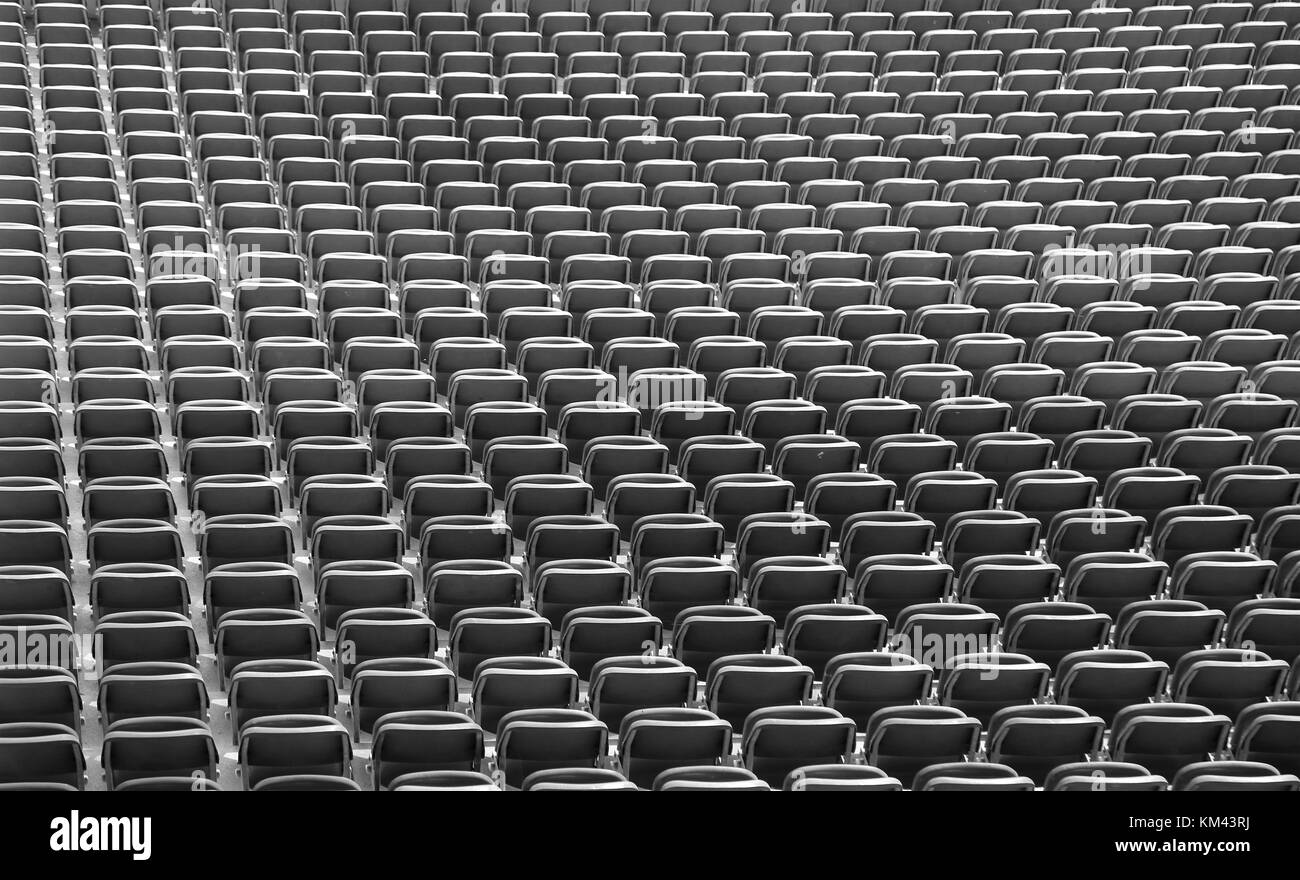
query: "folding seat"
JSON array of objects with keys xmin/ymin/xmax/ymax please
[
  {"xmin": 0, "ymin": 276, "xmax": 50, "ymax": 313},
  {"xmin": 650, "ymin": 764, "xmax": 772, "ymax": 790},
  {"xmin": 1231, "ymin": 700, "xmax": 1300, "ymax": 777},
  {"xmin": 923, "ymin": 396, "xmax": 1012, "ymax": 463},
  {"xmin": 516, "ymin": 336, "xmax": 597, "ymax": 394},
  {"xmin": 994, "ymin": 300, "xmax": 1076, "ymax": 344},
  {"xmin": 1026, "ymin": 328, "xmax": 1112, "ymax": 380},
  {"xmin": 665, "ymin": 603, "xmax": 773, "ymax": 678},
  {"xmin": 465, "ymin": 401, "xmax": 549, "ymax": 463},
  {"xmin": 160, "ymin": 335, "xmax": 242, "ymax": 379},
  {"xmin": 400, "ymin": 473, "xmax": 491, "ymax": 543},
  {"xmin": 1169, "ymin": 551, "xmax": 1277, "ymax": 616},
  {"xmin": 1194, "ymin": 258, "xmax": 1277, "ymax": 299},
  {"xmin": 1044, "ymin": 759, "xmax": 1168, "ymax": 791},
  {"xmin": 833, "ymin": 398, "xmax": 921, "ymax": 463},
  {"xmin": 749, "ymin": 433, "xmax": 856, "ymax": 503},
  {"xmin": 1000, "ymin": 468, "xmax": 1097, "ymax": 530},
  {"xmin": 0, "ymin": 337, "xmax": 56, "ymax": 378},
  {"xmin": 1203, "ymin": 465, "xmax": 1300, "ymax": 533},
  {"xmin": 1061, "ymin": 552, "xmax": 1167, "ymax": 620},
  {"xmin": 1049, "ymin": 647, "xmax": 1170, "ymax": 727},
  {"xmin": 283, "ymin": 436, "xmax": 373, "ymax": 503},
  {"xmin": 1199, "ymin": 328, "xmax": 1287, "ymax": 375},
  {"xmin": 556, "ymin": 604, "xmax": 658, "ymax": 679},
  {"xmin": 199, "ymin": 561, "xmax": 301, "ymax": 641},
  {"xmin": 85, "ymin": 516, "xmax": 184, "ymax": 573},
  {"xmin": 382, "ymin": 768, "xmax": 495, "ymax": 791},
  {"xmin": 577, "ymin": 436, "xmax": 669, "ymax": 502},
  {"xmin": 935, "ymin": 652, "xmax": 1051, "ymax": 727},
  {"xmin": 469, "ymin": 654, "xmax": 578, "ymax": 742},
  {"xmin": 310, "ymin": 515, "xmax": 405, "ymax": 571},
  {"xmin": 952, "ymin": 424, "xmax": 1047, "ymax": 487},
  {"xmin": 903, "ymin": 470, "xmax": 997, "ymax": 538},
  {"xmin": 237, "ymin": 715, "xmax": 353, "ymax": 791},
  {"xmin": 94, "ymin": 654, "xmax": 210, "ymax": 732},
  {"xmin": 445, "ymin": 370, "xmax": 527, "ymax": 430},
  {"xmin": 775, "ymin": 601, "xmax": 884, "ymax": 676},
  {"xmin": 628, "ymin": 388, "xmax": 724, "ymax": 456},
  {"xmin": 998, "ymin": 593, "xmax": 1112, "ymax": 669},
  {"xmin": 767, "ymin": 334, "xmax": 851, "ymax": 393},
  {"xmin": 497, "ymin": 306, "xmax": 571, "ymax": 363},
  {"xmin": 1222, "ymin": 582, "xmax": 1300, "ymax": 660},
  {"xmin": 315, "ymin": 559, "xmax": 416, "ymax": 632},
  {"xmin": 346, "ymin": 656, "xmax": 457, "ymax": 740},
  {"xmin": 697, "ymin": 472, "xmax": 792, "ymax": 543},
  {"xmin": 801, "ymin": 365, "xmax": 884, "ymax": 428},
  {"xmin": 1244, "ymin": 303, "xmax": 1300, "ymax": 339},
  {"xmin": 419, "ymin": 554, "xmax": 522, "ymax": 627},
  {"xmin": 737, "ymin": 400, "xmax": 825, "ymax": 462},
  {"xmin": 1171, "ymin": 760, "xmax": 1300, "ymax": 792},
  {"xmin": 839, "ymin": 541, "xmax": 958, "ymax": 621},
  {"xmin": 0, "ymin": 662, "xmax": 81, "ymax": 733},
  {"xmin": 701, "ymin": 653, "xmax": 813, "ymax": 731},
  {"xmin": 889, "ymin": 363, "xmax": 971, "ymax": 408},
  {"xmin": 100, "ymin": 717, "xmax": 220, "ymax": 792},
  {"xmin": 0, "ymin": 561, "xmax": 77, "ymax": 624},
  {"xmin": 1151, "ymin": 504, "xmax": 1254, "ymax": 567},
  {"xmin": 1110, "ymin": 703, "xmax": 1232, "ymax": 781},
  {"xmin": 782, "ymin": 763, "xmax": 902, "ymax": 791},
  {"xmin": 153, "ymin": 303, "xmax": 234, "ymax": 350},
  {"xmin": 504, "ymin": 524, "xmax": 621, "ymax": 612},
  {"xmin": 0, "ymin": 437, "xmax": 64, "ymax": 488},
  {"xmin": 529, "ymin": 368, "xmax": 612, "ymax": 429},
  {"xmin": 472, "ymin": 437, "xmax": 562, "ymax": 504},
  {"xmin": 364, "ymin": 709, "xmax": 491, "ymax": 790},
  {"xmin": 1157, "ymin": 362, "xmax": 1247, "ymax": 410},
  {"xmin": 224, "ymin": 656, "xmax": 337, "ymax": 744},
  {"xmin": 1259, "ymin": 505, "xmax": 1300, "ymax": 566},
  {"xmin": 734, "ymin": 705, "xmax": 854, "ymax": 789},
  {"xmin": 941, "ymin": 510, "xmax": 1040, "ymax": 576},
  {"xmin": 502, "ymin": 474, "xmax": 594, "ymax": 538},
  {"xmin": 955, "ymin": 553, "xmax": 1060, "ymax": 619},
  {"xmin": 525, "ymin": 516, "xmax": 620, "ymax": 575},
  {"xmin": 81, "ymin": 476, "xmax": 179, "ymax": 532},
  {"xmin": 94, "ymin": 610, "xmax": 199, "ymax": 675},
  {"xmin": 740, "ymin": 551, "xmax": 843, "ymax": 619},
  {"xmin": 1203, "ymin": 391, "xmax": 1298, "ymax": 441},
  {"xmin": 657, "ymin": 309, "xmax": 736, "ymax": 362},
  {"xmin": 835, "ymin": 508, "xmax": 934, "ymax": 579},
  {"xmin": 863, "ymin": 705, "xmax": 980, "ymax": 790},
  {"xmin": 0, "ymin": 399, "xmax": 58, "ymax": 453},
  {"xmin": 629, "ymin": 555, "xmax": 734, "ymax": 627},
  {"xmin": 0, "ymin": 475, "xmax": 67, "ymax": 532},
  {"xmin": 713, "ymin": 281, "xmax": 796, "ymax": 336},
  {"xmin": 1048, "ymin": 433, "xmax": 1145, "ymax": 495},
  {"xmin": 332, "ymin": 608, "xmax": 438, "ymax": 684},
  {"xmin": 1115, "ymin": 328, "xmax": 1202, "ymax": 380},
  {"xmin": 941, "ymin": 333, "xmax": 1026, "ymax": 393},
  {"xmin": 214, "ymin": 609, "xmax": 323, "ymax": 690},
  {"xmin": 600, "ymin": 337, "xmax": 680, "ymax": 380},
  {"xmin": 1170, "ymin": 647, "xmax": 1289, "ymax": 720},
  {"xmin": 1099, "ymin": 467, "xmax": 1198, "ymax": 530},
  {"xmin": 611, "ymin": 707, "xmax": 729, "ymax": 790},
  {"xmin": 577, "ymin": 302, "xmax": 655, "ymax": 353},
  {"xmin": 908, "ymin": 760, "xmax": 1036, "ymax": 791},
  {"xmin": 1115, "ymin": 599, "xmax": 1228, "ymax": 668},
  {"xmin": 555, "ymin": 401, "xmax": 639, "ymax": 463}
]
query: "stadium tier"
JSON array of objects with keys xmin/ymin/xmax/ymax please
[{"xmin": 0, "ymin": 0, "xmax": 1298, "ymax": 792}]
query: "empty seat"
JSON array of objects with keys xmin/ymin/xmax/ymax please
[
  {"xmin": 864, "ymin": 706, "xmax": 981, "ymax": 789},
  {"xmin": 1109, "ymin": 703, "xmax": 1232, "ymax": 780}
]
